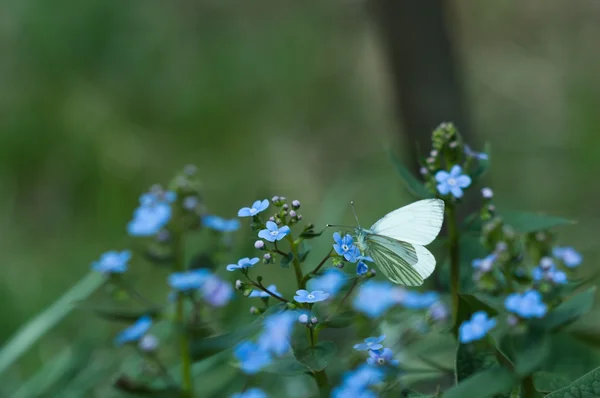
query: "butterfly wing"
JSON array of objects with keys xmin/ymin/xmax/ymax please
[
  {"xmin": 370, "ymin": 198, "xmax": 444, "ymax": 246},
  {"xmin": 365, "ymin": 234, "xmax": 435, "ymax": 286}
]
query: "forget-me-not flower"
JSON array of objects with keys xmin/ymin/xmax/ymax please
[
  {"xmin": 340, "ymin": 364, "xmax": 385, "ymax": 391},
  {"xmin": 227, "ymin": 257, "xmax": 260, "ymax": 272},
  {"xmin": 354, "ymin": 335, "xmax": 385, "ymax": 351},
  {"xmin": 234, "ymin": 341, "xmax": 272, "ymax": 374},
  {"xmin": 258, "ymin": 311, "xmax": 297, "ymax": 356},
  {"xmin": 399, "ymin": 291, "xmax": 440, "ymax": 310},
  {"xmin": 249, "ymin": 284, "xmax": 281, "ymax": 299},
  {"xmin": 353, "ymin": 281, "xmax": 399, "ymax": 318},
  {"xmin": 472, "ymin": 254, "xmax": 496, "ymax": 273},
  {"xmin": 505, "ymin": 290, "xmax": 547, "ymax": 318},
  {"xmin": 532, "ymin": 261, "xmax": 567, "ymax": 285},
  {"xmin": 115, "ymin": 316, "xmax": 153, "ymax": 346},
  {"xmin": 238, "ymin": 199, "xmax": 269, "ymax": 217},
  {"xmin": 202, "ymin": 215, "xmax": 240, "ymax": 232},
  {"xmin": 459, "ymin": 311, "xmax": 497, "ymax": 344},
  {"xmin": 307, "ymin": 268, "xmax": 347, "ymax": 296},
  {"xmin": 128, "ymin": 190, "xmax": 176, "ymax": 236},
  {"xmin": 553, "ymin": 246, "xmax": 582, "ymax": 268},
  {"xmin": 367, "ymin": 348, "xmax": 399, "ymax": 367},
  {"xmin": 91, "ymin": 250, "xmax": 131, "ymax": 274},
  {"xmin": 435, "ymin": 165, "xmax": 472, "ymax": 198},
  {"xmin": 169, "ymin": 269, "xmax": 211, "ymax": 292},
  {"xmin": 333, "ymin": 233, "xmax": 361, "ymax": 262},
  {"xmin": 294, "ymin": 290, "xmax": 329, "ymax": 303},
  {"xmin": 258, "ymin": 221, "xmax": 290, "ymax": 243},
  {"xmin": 201, "ymin": 275, "xmax": 233, "ymax": 307},
  {"xmin": 356, "ymin": 256, "xmax": 373, "ymax": 275},
  {"xmin": 231, "ymin": 388, "xmax": 267, "ymax": 398}
]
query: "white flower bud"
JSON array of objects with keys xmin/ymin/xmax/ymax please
[
  {"xmin": 139, "ymin": 335, "xmax": 159, "ymax": 352},
  {"xmin": 481, "ymin": 187, "xmax": 493, "ymax": 199}
]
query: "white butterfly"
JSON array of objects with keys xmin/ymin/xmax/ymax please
[{"xmin": 352, "ymin": 199, "xmax": 445, "ymax": 286}]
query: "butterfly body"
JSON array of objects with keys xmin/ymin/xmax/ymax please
[{"xmin": 353, "ymin": 198, "xmax": 445, "ymax": 286}]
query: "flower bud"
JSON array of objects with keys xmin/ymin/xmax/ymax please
[
  {"xmin": 368, "ymin": 269, "xmax": 377, "ymax": 278},
  {"xmin": 250, "ymin": 306, "xmax": 260, "ymax": 315},
  {"xmin": 297, "ymin": 214, "xmax": 303, "ymax": 220},
  {"xmin": 481, "ymin": 187, "xmax": 493, "ymax": 199},
  {"xmin": 282, "ymin": 211, "xmax": 288, "ymax": 216},
  {"xmin": 540, "ymin": 257, "xmax": 553, "ymax": 270},
  {"xmin": 184, "ymin": 164, "xmax": 197, "ymax": 176},
  {"xmin": 292, "ymin": 200, "xmax": 300, "ymax": 209},
  {"xmin": 282, "ymin": 204, "xmax": 289, "ymax": 210},
  {"xmin": 289, "ymin": 210, "xmax": 297, "ymax": 218},
  {"xmin": 507, "ymin": 314, "xmax": 519, "ymax": 327},
  {"xmin": 235, "ymin": 280, "xmax": 244, "ymax": 290},
  {"xmin": 263, "ymin": 253, "xmax": 272, "ymax": 261},
  {"xmin": 256, "ymin": 275, "xmax": 263, "ymax": 283},
  {"xmin": 183, "ymin": 196, "xmax": 198, "ymax": 210},
  {"xmin": 449, "ymin": 140, "xmax": 458, "ymax": 148},
  {"xmin": 298, "ymin": 314, "xmax": 309, "ymax": 324},
  {"xmin": 269, "ymin": 216, "xmax": 275, "ymax": 222},
  {"xmin": 139, "ymin": 334, "xmax": 159, "ymax": 352},
  {"xmin": 275, "ymin": 218, "xmax": 282, "ymax": 225},
  {"xmin": 426, "ymin": 157, "xmax": 435, "ymax": 164},
  {"xmin": 430, "ymin": 149, "xmax": 438, "ymax": 157},
  {"xmin": 254, "ymin": 240, "xmax": 265, "ymax": 250},
  {"xmin": 495, "ymin": 241, "xmax": 508, "ymax": 253},
  {"xmin": 310, "ymin": 316, "xmax": 318, "ymax": 325},
  {"xmin": 280, "ymin": 196, "xmax": 286, "ymax": 202},
  {"xmin": 272, "ymin": 196, "xmax": 280, "ymax": 203},
  {"xmin": 419, "ymin": 167, "xmax": 428, "ymax": 175}
]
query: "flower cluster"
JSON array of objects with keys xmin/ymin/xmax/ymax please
[
  {"xmin": 353, "ymin": 335, "xmax": 399, "ymax": 367},
  {"xmin": 459, "ymin": 311, "xmax": 497, "ymax": 344},
  {"xmin": 127, "ymin": 188, "xmax": 176, "ymax": 236}
]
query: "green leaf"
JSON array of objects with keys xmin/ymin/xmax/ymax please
[
  {"xmin": 544, "ymin": 366, "xmax": 600, "ymax": 397},
  {"xmin": 500, "ymin": 211, "xmax": 575, "ymax": 233},
  {"xmin": 298, "ymin": 241, "xmax": 311, "ymax": 263},
  {"xmin": 320, "ymin": 310, "xmax": 356, "ymax": 329},
  {"xmin": 456, "ymin": 343, "xmax": 498, "ymax": 382},
  {"xmin": 535, "ymin": 287, "xmax": 595, "ymax": 331},
  {"xmin": 114, "ymin": 375, "xmax": 182, "ymax": 396},
  {"xmin": 510, "ymin": 328, "xmax": 551, "ymax": 376},
  {"xmin": 293, "ymin": 341, "xmax": 337, "ymax": 371},
  {"xmin": 0, "ymin": 271, "xmax": 104, "ymax": 375},
  {"xmin": 387, "ymin": 149, "xmax": 433, "ymax": 199},
  {"xmin": 262, "ymin": 355, "xmax": 311, "ymax": 375},
  {"xmin": 532, "ymin": 372, "xmax": 571, "ymax": 393},
  {"xmin": 443, "ymin": 366, "xmax": 517, "ymax": 398},
  {"xmin": 280, "ymin": 252, "xmax": 294, "ymax": 268}
]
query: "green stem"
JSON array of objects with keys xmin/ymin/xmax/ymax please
[
  {"xmin": 174, "ymin": 234, "xmax": 193, "ymax": 397},
  {"xmin": 314, "ymin": 369, "xmax": 330, "ymax": 394},
  {"xmin": 447, "ymin": 204, "xmax": 460, "ymax": 328},
  {"xmin": 287, "ymin": 236, "xmax": 305, "ymax": 289},
  {"xmin": 301, "ymin": 249, "xmax": 333, "ymax": 286},
  {"xmin": 521, "ymin": 375, "xmax": 536, "ymax": 398}
]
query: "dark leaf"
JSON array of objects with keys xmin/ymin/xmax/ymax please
[
  {"xmin": 114, "ymin": 375, "xmax": 181, "ymax": 396},
  {"xmin": 387, "ymin": 149, "xmax": 433, "ymax": 199},
  {"xmin": 532, "ymin": 372, "xmax": 571, "ymax": 393},
  {"xmin": 298, "ymin": 241, "xmax": 311, "ymax": 263},
  {"xmin": 534, "ymin": 287, "xmax": 595, "ymax": 331},
  {"xmin": 455, "ymin": 343, "xmax": 498, "ymax": 383},
  {"xmin": 500, "ymin": 211, "xmax": 575, "ymax": 234},
  {"xmin": 510, "ymin": 328, "xmax": 551, "ymax": 376},
  {"xmin": 293, "ymin": 341, "xmax": 337, "ymax": 371},
  {"xmin": 280, "ymin": 252, "xmax": 294, "ymax": 268},
  {"xmin": 262, "ymin": 355, "xmax": 311, "ymax": 376},
  {"xmin": 443, "ymin": 366, "xmax": 517, "ymax": 398},
  {"xmin": 544, "ymin": 366, "xmax": 600, "ymax": 397},
  {"xmin": 320, "ymin": 310, "xmax": 357, "ymax": 329}
]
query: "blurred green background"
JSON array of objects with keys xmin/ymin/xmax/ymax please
[{"xmin": 2, "ymin": 0, "xmax": 600, "ymax": 395}]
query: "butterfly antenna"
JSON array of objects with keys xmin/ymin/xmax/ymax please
[{"xmin": 350, "ymin": 201, "xmax": 361, "ymax": 228}]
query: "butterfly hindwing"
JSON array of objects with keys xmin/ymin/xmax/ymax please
[{"xmin": 366, "ymin": 234, "xmax": 424, "ymax": 286}]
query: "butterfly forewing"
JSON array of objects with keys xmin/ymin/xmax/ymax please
[
  {"xmin": 366, "ymin": 235, "xmax": 423, "ymax": 286},
  {"xmin": 369, "ymin": 198, "xmax": 444, "ymax": 246}
]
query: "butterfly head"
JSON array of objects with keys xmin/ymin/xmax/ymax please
[{"xmin": 354, "ymin": 227, "xmax": 369, "ymax": 252}]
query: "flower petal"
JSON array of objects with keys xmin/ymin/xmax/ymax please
[
  {"xmin": 434, "ymin": 170, "xmax": 449, "ymax": 183},
  {"xmin": 455, "ymin": 175, "xmax": 472, "ymax": 188}
]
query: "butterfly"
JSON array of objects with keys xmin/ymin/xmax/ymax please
[{"xmin": 332, "ymin": 199, "xmax": 445, "ymax": 286}]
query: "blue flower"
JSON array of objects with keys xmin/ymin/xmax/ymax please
[
  {"xmin": 532, "ymin": 261, "xmax": 567, "ymax": 285},
  {"xmin": 238, "ymin": 199, "xmax": 269, "ymax": 217},
  {"xmin": 249, "ymin": 284, "xmax": 282, "ymax": 299},
  {"xmin": 201, "ymin": 275, "xmax": 233, "ymax": 307},
  {"xmin": 367, "ymin": 348, "xmax": 399, "ymax": 367},
  {"xmin": 258, "ymin": 221, "xmax": 290, "ymax": 243},
  {"xmin": 435, "ymin": 165, "xmax": 472, "ymax": 198},
  {"xmin": 294, "ymin": 290, "xmax": 329, "ymax": 303},
  {"xmin": 307, "ymin": 268, "xmax": 347, "ymax": 296},
  {"xmin": 399, "ymin": 291, "xmax": 440, "ymax": 310},
  {"xmin": 353, "ymin": 335, "xmax": 385, "ymax": 351},
  {"xmin": 169, "ymin": 269, "xmax": 211, "ymax": 292},
  {"xmin": 91, "ymin": 250, "xmax": 131, "ymax": 274},
  {"xmin": 234, "ymin": 341, "xmax": 272, "ymax": 374},
  {"xmin": 231, "ymin": 388, "xmax": 267, "ymax": 398},
  {"xmin": 202, "ymin": 215, "xmax": 240, "ymax": 232},
  {"xmin": 553, "ymin": 246, "xmax": 582, "ymax": 268},
  {"xmin": 258, "ymin": 311, "xmax": 297, "ymax": 356},
  {"xmin": 464, "ymin": 144, "xmax": 489, "ymax": 160},
  {"xmin": 333, "ymin": 233, "xmax": 361, "ymax": 262},
  {"xmin": 505, "ymin": 290, "xmax": 547, "ymax": 318},
  {"xmin": 115, "ymin": 316, "xmax": 152, "ymax": 346},
  {"xmin": 341, "ymin": 364, "xmax": 385, "ymax": 390},
  {"xmin": 353, "ymin": 281, "xmax": 399, "ymax": 318},
  {"xmin": 227, "ymin": 257, "xmax": 260, "ymax": 272},
  {"xmin": 128, "ymin": 190, "xmax": 176, "ymax": 236},
  {"xmin": 472, "ymin": 254, "xmax": 496, "ymax": 272},
  {"xmin": 459, "ymin": 311, "xmax": 496, "ymax": 344},
  {"xmin": 356, "ymin": 256, "xmax": 373, "ymax": 275},
  {"xmin": 332, "ymin": 387, "xmax": 377, "ymax": 398}
]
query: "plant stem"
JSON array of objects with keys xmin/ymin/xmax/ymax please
[
  {"xmin": 314, "ymin": 369, "xmax": 330, "ymax": 394},
  {"xmin": 287, "ymin": 236, "xmax": 305, "ymax": 289},
  {"xmin": 521, "ymin": 375, "xmax": 536, "ymax": 398},
  {"xmin": 174, "ymin": 234, "xmax": 193, "ymax": 397},
  {"xmin": 447, "ymin": 204, "xmax": 460, "ymax": 327}
]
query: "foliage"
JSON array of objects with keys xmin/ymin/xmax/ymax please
[{"xmin": 1, "ymin": 122, "xmax": 599, "ymax": 397}]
